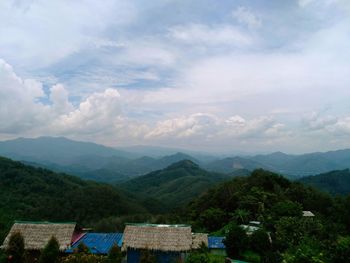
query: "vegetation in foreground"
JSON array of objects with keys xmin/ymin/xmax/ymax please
[{"xmin": 1, "ymin": 156, "xmax": 350, "ymax": 262}]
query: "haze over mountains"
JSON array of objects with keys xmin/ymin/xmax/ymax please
[{"xmin": 1, "ymin": 137, "xmax": 350, "ymax": 182}]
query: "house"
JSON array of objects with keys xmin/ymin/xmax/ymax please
[
  {"xmin": 191, "ymin": 233, "xmax": 208, "ymax": 249},
  {"xmin": 240, "ymin": 221, "xmax": 261, "ymax": 235},
  {"xmin": 122, "ymin": 223, "xmax": 193, "ymax": 263},
  {"xmin": 66, "ymin": 233, "xmax": 123, "ymax": 254},
  {"xmin": 208, "ymin": 236, "xmax": 226, "ymax": 256},
  {"xmin": 1, "ymin": 221, "xmax": 76, "ymax": 261},
  {"xmin": 303, "ymin": 211, "xmax": 315, "ymax": 217}
]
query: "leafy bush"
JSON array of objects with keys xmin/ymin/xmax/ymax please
[
  {"xmin": 39, "ymin": 236, "xmax": 60, "ymax": 263},
  {"xmin": 5, "ymin": 231, "xmax": 25, "ymax": 263}
]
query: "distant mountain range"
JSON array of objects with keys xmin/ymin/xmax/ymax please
[
  {"xmin": 2, "ymin": 137, "xmax": 350, "ymax": 181},
  {"xmin": 298, "ymin": 169, "xmax": 350, "ymax": 196},
  {"xmin": 206, "ymin": 150, "xmax": 350, "ymax": 177}
]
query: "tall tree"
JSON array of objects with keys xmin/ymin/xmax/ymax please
[
  {"xmin": 39, "ymin": 236, "xmax": 60, "ymax": 263},
  {"xmin": 6, "ymin": 232, "xmax": 25, "ymax": 263}
]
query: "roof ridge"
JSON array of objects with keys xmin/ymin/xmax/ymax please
[{"xmin": 14, "ymin": 220, "xmax": 76, "ymax": 225}]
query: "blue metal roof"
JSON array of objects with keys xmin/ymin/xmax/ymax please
[
  {"xmin": 208, "ymin": 236, "xmax": 226, "ymax": 249},
  {"xmin": 66, "ymin": 233, "xmax": 123, "ymax": 254}
]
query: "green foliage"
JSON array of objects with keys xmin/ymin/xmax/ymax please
[
  {"xmin": 282, "ymin": 238, "xmax": 326, "ymax": 263},
  {"xmin": 39, "ymin": 236, "xmax": 60, "ymax": 263},
  {"xmin": 330, "ymin": 236, "xmax": 350, "ymax": 263},
  {"xmin": 224, "ymin": 223, "xmax": 249, "ymax": 259},
  {"xmin": 271, "ymin": 200, "xmax": 302, "ymax": 218},
  {"xmin": 120, "ymin": 160, "xmax": 230, "ymax": 211},
  {"xmin": 5, "ymin": 232, "xmax": 25, "ymax": 263},
  {"xmin": 0, "ymin": 157, "xmax": 146, "ymax": 242},
  {"xmin": 232, "ymin": 209, "xmax": 251, "ymax": 224},
  {"xmin": 299, "ymin": 169, "xmax": 350, "ymax": 196},
  {"xmin": 187, "ymin": 169, "xmax": 350, "ymax": 263},
  {"xmin": 199, "ymin": 208, "xmax": 226, "ymax": 232},
  {"xmin": 250, "ymin": 229, "xmax": 271, "ymax": 254},
  {"xmin": 106, "ymin": 244, "xmax": 123, "ymax": 263},
  {"xmin": 76, "ymin": 243, "xmax": 90, "ymax": 254},
  {"xmin": 186, "ymin": 252, "xmax": 209, "ymax": 263},
  {"xmin": 241, "ymin": 250, "xmax": 261, "ymax": 263},
  {"xmin": 61, "ymin": 254, "xmax": 105, "ymax": 263}
]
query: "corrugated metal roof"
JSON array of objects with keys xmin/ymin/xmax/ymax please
[
  {"xmin": 208, "ymin": 236, "xmax": 225, "ymax": 249},
  {"xmin": 66, "ymin": 233, "xmax": 123, "ymax": 254}
]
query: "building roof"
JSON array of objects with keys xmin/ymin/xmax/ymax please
[
  {"xmin": 192, "ymin": 233, "xmax": 208, "ymax": 249},
  {"xmin": 66, "ymin": 233, "xmax": 123, "ymax": 254},
  {"xmin": 303, "ymin": 211, "xmax": 315, "ymax": 217},
  {"xmin": 1, "ymin": 221, "xmax": 76, "ymax": 251},
  {"xmin": 122, "ymin": 224, "xmax": 192, "ymax": 252},
  {"xmin": 208, "ymin": 236, "xmax": 225, "ymax": 249}
]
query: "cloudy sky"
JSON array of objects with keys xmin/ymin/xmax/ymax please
[{"xmin": 0, "ymin": 0, "xmax": 350, "ymax": 153}]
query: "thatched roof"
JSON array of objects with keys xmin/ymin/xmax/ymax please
[
  {"xmin": 1, "ymin": 221, "xmax": 76, "ymax": 251},
  {"xmin": 192, "ymin": 233, "xmax": 208, "ymax": 249},
  {"xmin": 122, "ymin": 224, "xmax": 192, "ymax": 252}
]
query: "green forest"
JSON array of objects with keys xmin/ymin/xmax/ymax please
[{"xmin": 1, "ymin": 157, "xmax": 350, "ymax": 262}]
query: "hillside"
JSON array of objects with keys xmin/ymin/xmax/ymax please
[
  {"xmin": 120, "ymin": 160, "xmax": 230, "ymax": 210},
  {"xmin": 299, "ymin": 169, "xmax": 350, "ymax": 195},
  {"xmin": 0, "ymin": 156, "xmax": 146, "ymax": 241},
  {"xmin": 184, "ymin": 169, "xmax": 350, "ymax": 262}
]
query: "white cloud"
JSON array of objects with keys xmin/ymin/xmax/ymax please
[
  {"xmin": 52, "ymin": 89, "xmax": 122, "ymax": 134},
  {"xmin": 169, "ymin": 23, "xmax": 252, "ymax": 47},
  {"xmin": 232, "ymin": 6, "xmax": 262, "ymax": 28},
  {"xmin": 302, "ymin": 112, "xmax": 338, "ymax": 131},
  {"xmin": 0, "ymin": 0, "xmax": 136, "ymax": 68}
]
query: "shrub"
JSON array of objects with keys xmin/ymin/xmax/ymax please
[
  {"xmin": 39, "ymin": 236, "xmax": 60, "ymax": 263},
  {"xmin": 5, "ymin": 231, "xmax": 25, "ymax": 263}
]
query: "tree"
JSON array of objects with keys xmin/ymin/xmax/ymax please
[
  {"xmin": 185, "ymin": 252, "xmax": 209, "ymax": 263},
  {"xmin": 331, "ymin": 236, "xmax": 350, "ymax": 263},
  {"xmin": 232, "ymin": 209, "xmax": 251, "ymax": 224},
  {"xmin": 224, "ymin": 223, "xmax": 248, "ymax": 259},
  {"xmin": 271, "ymin": 201, "xmax": 302, "ymax": 218},
  {"xmin": 199, "ymin": 208, "xmax": 227, "ymax": 232},
  {"xmin": 106, "ymin": 244, "xmax": 123, "ymax": 263},
  {"xmin": 75, "ymin": 242, "xmax": 90, "ymax": 254},
  {"xmin": 5, "ymin": 232, "xmax": 25, "ymax": 263},
  {"xmin": 282, "ymin": 238, "xmax": 326, "ymax": 263},
  {"xmin": 39, "ymin": 236, "xmax": 60, "ymax": 263},
  {"xmin": 250, "ymin": 229, "xmax": 271, "ymax": 255}
]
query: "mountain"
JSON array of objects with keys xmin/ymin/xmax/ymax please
[
  {"xmin": 205, "ymin": 156, "xmax": 270, "ymax": 174},
  {"xmin": 299, "ymin": 169, "xmax": 350, "ymax": 195},
  {"xmin": 0, "ymin": 137, "xmax": 204, "ymax": 182},
  {"xmin": 0, "ymin": 137, "xmax": 134, "ymax": 164},
  {"xmin": 207, "ymin": 149, "xmax": 350, "ymax": 177},
  {"xmin": 0, "ymin": 156, "xmax": 146, "ymax": 241},
  {"xmin": 119, "ymin": 160, "xmax": 230, "ymax": 210},
  {"xmin": 184, "ymin": 169, "xmax": 350, "ymax": 262}
]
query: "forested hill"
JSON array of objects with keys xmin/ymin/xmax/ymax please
[
  {"xmin": 119, "ymin": 160, "xmax": 230, "ymax": 211},
  {"xmin": 184, "ymin": 169, "xmax": 350, "ymax": 262},
  {"xmin": 0, "ymin": 156, "xmax": 146, "ymax": 241},
  {"xmin": 299, "ymin": 169, "xmax": 350, "ymax": 195}
]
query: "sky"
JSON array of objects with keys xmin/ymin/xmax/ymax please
[{"xmin": 0, "ymin": 0, "xmax": 350, "ymax": 154}]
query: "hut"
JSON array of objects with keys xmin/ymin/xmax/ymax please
[
  {"xmin": 66, "ymin": 233, "xmax": 123, "ymax": 254},
  {"xmin": 192, "ymin": 233, "xmax": 208, "ymax": 250},
  {"xmin": 122, "ymin": 223, "xmax": 192, "ymax": 263},
  {"xmin": 1, "ymin": 221, "xmax": 76, "ymax": 260},
  {"xmin": 208, "ymin": 236, "xmax": 226, "ymax": 256},
  {"xmin": 303, "ymin": 210, "xmax": 315, "ymax": 217}
]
